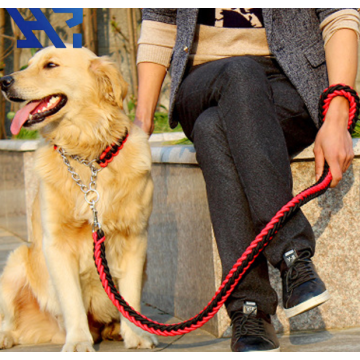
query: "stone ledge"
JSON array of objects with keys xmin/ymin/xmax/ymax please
[
  {"xmin": 151, "ymin": 138, "xmax": 360, "ymax": 164},
  {"xmin": 0, "ymin": 132, "xmax": 187, "ymax": 151},
  {"xmin": 0, "ymin": 139, "xmax": 40, "ymax": 152},
  {"xmin": 3, "ymin": 138, "xmax": 359, "ymax": 164},
  {"xmin": 149, "ymin": 132, "xmax": 186, "ymax": 143},
  {"xmin": 151, "ymin": 145, "xmax": 197, "ymax": 164}
]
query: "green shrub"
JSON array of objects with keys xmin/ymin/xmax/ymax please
[
  {"xmin": 352, "ymin": 120, "xmax": 360, "ymax": 138},
  {"xmin": 15, "ymin": 128, "xmax": 39, "ymax": 140},
  {"xmin": 127, "ymin": 96, "xmax": 183, "ymax": 133}
]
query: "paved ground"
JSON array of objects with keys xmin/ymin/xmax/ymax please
[{"xmin": 1, "ymin": 227, "xmax": 360, "ymax": 352}]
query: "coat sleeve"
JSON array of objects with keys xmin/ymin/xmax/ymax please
[
  {"xmin": 137, "ymin": 9, "xmax": 177, "ymax": 68},
  {"xmin": 315, "ymin": 8, "xmax": 347, "ymax": 23},
  {"xmin": 317, "ymin": 8, "xmax": 360, "ymax": 46}
]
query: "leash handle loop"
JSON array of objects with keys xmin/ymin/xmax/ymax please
[{"xmin": 319, "ymin": 83, "xmax": 360, "ymax": 133}]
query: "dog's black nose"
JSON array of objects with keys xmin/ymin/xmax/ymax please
[{"xmin": 0, "ymin": 76, "xmax": 14, "ymax": 91}]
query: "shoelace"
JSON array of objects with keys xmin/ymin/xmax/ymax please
[
  {"xmin": 285, "ymin": 250, "xmax": 316, "ymax": 293},
  {"xmin": 232, "ymin": 310, "xmax": 266, "ymax": 338}
]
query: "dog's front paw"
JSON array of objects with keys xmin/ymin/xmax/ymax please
[
  {"xmin": 121, "ymin": 324, "xmax": 158, "ymax": 349},
  {"xmin": 0, "ymin": 331, "xmax": 15, "ymax": 349},
  {"xmin": 61, "ymin": 341, "xmax": 95, "ymax": 352}
]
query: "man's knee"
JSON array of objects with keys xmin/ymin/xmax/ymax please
[
  {"xmin": 192, "ymin": 108, "xmax": 221, "ymax": 144},
  {"xmin": 192, "ymin": 107, "xmax": 226, "ymax": 162},
  {"xmin": 219, "ymin": 57, "xmax": 270, "ymax": 99}
]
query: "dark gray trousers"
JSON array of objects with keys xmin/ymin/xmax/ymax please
[{"xmin": 174, "ymin": 56, "xmax": 319, "ymax": 316}]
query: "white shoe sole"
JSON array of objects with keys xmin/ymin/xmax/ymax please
[
  {"xmin": 250, "ymin": 347, "xmax": 280, "ymax": 352},
  {"xmin": 284, "ymin": 290, "xmax": 330, "ymax": 318}
]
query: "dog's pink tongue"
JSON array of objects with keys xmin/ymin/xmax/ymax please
[{"xmin": 10, "ymin": 100, "xmax": 42, "ymax": 135}]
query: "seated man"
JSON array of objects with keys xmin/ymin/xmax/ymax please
[{"xmin": 135, "ymin": 8, "xmax": 359, "ymax": 352}]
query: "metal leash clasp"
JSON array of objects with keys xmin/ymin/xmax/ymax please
[
  {"xmin": 91, "ymin": 205, "xmax": 101, "ymax": 233},
  {"xmin": 87, "ymin": 190, "xmax": 101, "ymax": 233}
]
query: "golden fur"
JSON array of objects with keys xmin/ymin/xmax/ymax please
[{"xmin": 0, "ymin": 46, "xmax": 157, "ymax": 351}]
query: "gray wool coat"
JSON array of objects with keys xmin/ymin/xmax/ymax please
[{"xmin": 142, "ymin": 8, "xmax": 349, "ymax": 129}]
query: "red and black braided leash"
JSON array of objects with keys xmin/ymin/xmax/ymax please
[
  {"xmin": 97, "ymin": 130, "xmax": 129, "ymax": 168},
  {"xmin": 93, "ymin": 84, "xmax": 359, "ymax": 336}
]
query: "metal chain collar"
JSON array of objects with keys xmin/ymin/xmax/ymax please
[{"xmin": 57, "ymin": 147, "xmax": 102, "ymax": 232}]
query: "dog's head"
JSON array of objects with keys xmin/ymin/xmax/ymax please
[{"xmin": 0, "ymin": 45, "xmax": 128, "ymax": 136}]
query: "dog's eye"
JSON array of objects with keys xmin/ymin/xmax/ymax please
[{"xmin": 44, "ymin": 62, "xmax": 58, "ymax": 69}]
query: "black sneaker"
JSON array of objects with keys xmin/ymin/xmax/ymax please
[
  {"xmin": 281, "ymin": 249, "xmax": 330, "ymax": 318},
  {"xmin": 230, "ymin": 301, "xmax": 280, "ymax": 352}
]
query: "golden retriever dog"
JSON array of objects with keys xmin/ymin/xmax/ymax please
[{"xmin": 0, "ymin": 45, "xmax": 157, "ymax": 351}]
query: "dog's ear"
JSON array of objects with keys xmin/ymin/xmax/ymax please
[{"xmin": 90, "ymin": 57, "xmax": 128, "ymax": 108}]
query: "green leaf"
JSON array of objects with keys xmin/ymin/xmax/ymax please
[
  {"xmin": 6, "ymin": 111, "xmax": 15, "ymax": 120},
  {"xmin": 15, "ymin": 128, "xmax": 39, "ymax": 140}
]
